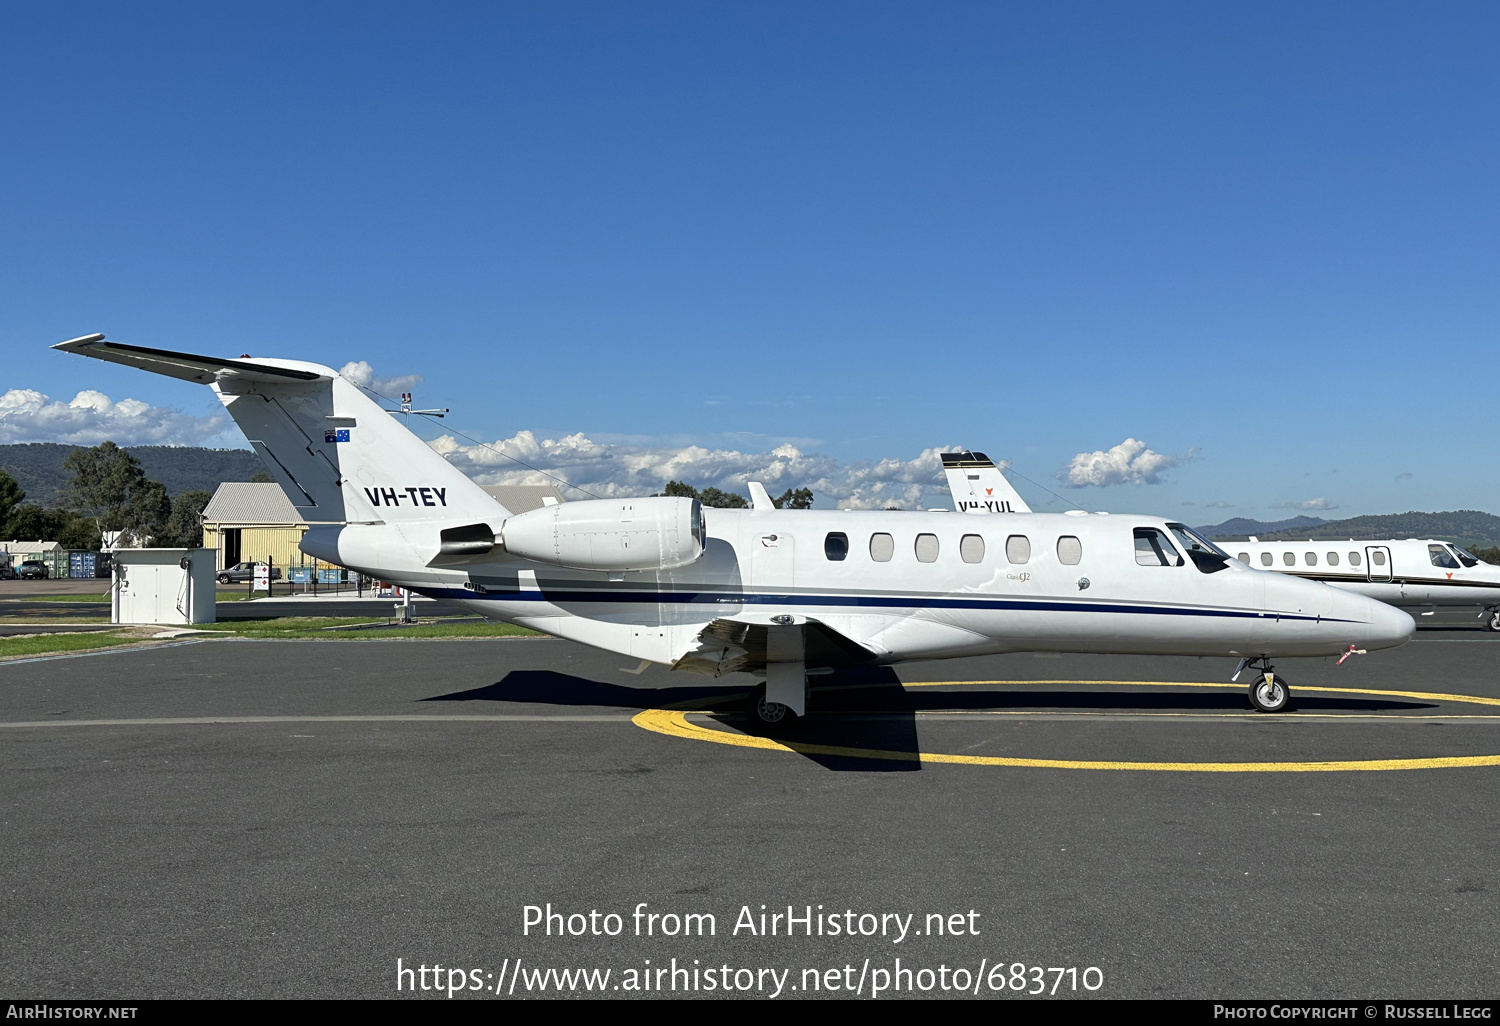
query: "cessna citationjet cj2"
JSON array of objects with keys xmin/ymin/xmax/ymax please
[
  {"xmin": 55, "ymin": 334, "xmax": 1413, "ymax": 720},
  {"xmin": 942, "ymin": 452, "xmax": 1500, "ymax": 632}
]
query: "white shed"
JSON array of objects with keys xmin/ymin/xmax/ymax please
[{"xmin": 111, "ymin": 548, "xmax": 217, "ymax": 625}]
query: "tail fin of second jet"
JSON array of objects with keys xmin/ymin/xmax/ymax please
[{"xmin": 939, "ymin": 450, "xmax": 1031, "ymax": 514}]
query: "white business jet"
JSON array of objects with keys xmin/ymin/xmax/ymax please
[
  {"xmin": 1226, "ymin": 538, "xmax": 1500, "ymax": 631},
  {"xmin": 940, "ymin": 453, "xmax": 1500, "ymax": 631},
  {"xmin": 54, "ymin": 334, "xmax": 1413, "ymax": 719}
]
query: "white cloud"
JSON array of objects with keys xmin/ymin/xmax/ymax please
[
  {"xmin": 429, "ymin": 431, "xmax": 951, "ymax": 509},
  {"xmin": 1271, "ymin": 497, "xmax": 1339, "ymax": 511},
  {"xmin": 0, "ymin": 388, "xmax": 226, "ymax": 446},
  {"xmin": 1061, "ymin": 438, "xmax": 1196, "ymax": 488},
  {"xmin": 338, "ymin": 361, "xmax": 423, "ymax": 397}
]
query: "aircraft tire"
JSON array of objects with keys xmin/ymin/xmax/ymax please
[
  {"xmin": 745, "ymin": 683, "xmax": 796, "ymax": 731},
  {"xmin": 1248, "ymin": 673, "xmax": 1290, "ymax": 713},
  {"xmin": 1483, "ymin": 609, "xmax": 1500, "ymax": 632}
]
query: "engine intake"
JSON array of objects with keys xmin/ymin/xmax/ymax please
[{"xmin": 500, "ymin": 497, "xmax": 704, "ymax": 572}]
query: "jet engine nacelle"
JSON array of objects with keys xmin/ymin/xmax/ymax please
[{"xmin": 500, "ymin": 496, "xmax": 705, "ymax": 572}]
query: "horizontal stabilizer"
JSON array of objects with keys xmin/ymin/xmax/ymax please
[{"xmin": 52, "ymin": 334, "xmax": 327, "ymax": 384}]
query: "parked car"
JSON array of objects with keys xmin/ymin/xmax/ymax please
[
  {"xmin": 17, "ymin": 560, "xmax": 50, "ymax": 580},
  {"xmin": 216, "ymin": 561, "xmax": 284, "ymax": 585}
]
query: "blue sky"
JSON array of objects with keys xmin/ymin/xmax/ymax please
[{"xmin": 2, "ymin": 2, "xmax": 1496, "ymax": 517}]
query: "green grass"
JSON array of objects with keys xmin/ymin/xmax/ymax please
[
  {"xmin": 0, "ymin": 631, "xmax": 139, "ymax": 658},
  {"xmin": 198, "ymin": 615, "xmax": 540, "ymax": 640}
]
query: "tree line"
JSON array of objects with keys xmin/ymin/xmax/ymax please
[
  {"xmin": 658, "ymin": 481, "xmax": 814, "ymax": 509},
  {"xmin": 0, "ymin": 441, "xmax": 218, "ymax": 550}
]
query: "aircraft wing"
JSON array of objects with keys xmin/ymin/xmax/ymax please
[{"xmin": 672, "ymin": 617, "xmax": 879, "ymax": 677}]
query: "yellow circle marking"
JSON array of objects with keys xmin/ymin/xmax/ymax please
[{"xmin": 631, "ymin": 680, "xmax": 1500, "ymax": 773}]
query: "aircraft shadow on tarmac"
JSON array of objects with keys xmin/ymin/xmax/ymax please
[{"xmin": 423, "ymin": 669, "xmax": 1436, "ymax": 773}]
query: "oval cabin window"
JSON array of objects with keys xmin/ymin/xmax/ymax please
[
  {"xmin": 915, "ymin": 534, "xmax": 940, "ymax": 563},
  {"xmin": 824, "ymin": 532, "xmax": 849, "ymax": 561},
  {"xmin": 869, "ymin": 533, "xmax": 894, "ymax": 562},
  {"xmin": 1261, "ymin": 553, "xmax": 1273, "ymax": 567},
  {"xmin": 960, "ymin": 534, "xmax": 985, "ymax": 563},
  {"xmin": 1327, "ymin": 552, "xmax": 1339, "ymax": 566},
  {"xmin": 1349, "ymin": 551, "xmax": 1362, "ymax": 566},
  {"xmin": 1283, "ymin": 552, "xmax": 1296, "ymax": 566},
  {"xmin": 1372, "ymin": 550, "xmax": 1386, "ymax": 566},
  {"xmin": 1058, "ymin": 536, "xmax": 1083, "ymax": 565},
  {"xmin": 1006, "ymin": 535, "xmax": 1031, "ymax": 564},
  {"xmin": 1237, "ymin": 552, "xmax": 1250, "ymax": 563},
  {"xmin": 1305, "ymin": 552, "xmax": 1317, "ymax": 566}
]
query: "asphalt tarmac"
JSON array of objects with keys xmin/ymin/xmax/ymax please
[{"xmin": 2, "ymin": 627, "xmax": 1498, "ymax": 1000}]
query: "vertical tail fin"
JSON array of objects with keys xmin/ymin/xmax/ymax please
[
  {"xmin": 52, "ymin": 335, "xmax": 508, "ymax": 524},
  {"xmin": 940, "ymin": 450, "xmax": 1031, "ymax": 514}
]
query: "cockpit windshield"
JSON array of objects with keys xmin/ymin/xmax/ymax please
[
  {"xmin": 1450, "ymin": 544, "xmax": 1480, "ymax": 568},
  {"xmin": 1166, "ymin": 523, "xmax": 1232, "ymax": 574},
  {"xmin": 1429, "ymin": 544, "xmax": 1460, "ymax": 570}
]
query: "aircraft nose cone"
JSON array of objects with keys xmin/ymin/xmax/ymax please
[{"xmin": 1350, "ymin": 595, "xmax": 1415, "ymax": 651}]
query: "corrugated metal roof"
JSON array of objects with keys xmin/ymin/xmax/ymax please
[
  {"xmin": 482, "ymin": 484, "xmax": 564, "ymax": 514},
  {"xmin": 0, "ymin": 540, "xmax": 63, "ymax": 553},
  {"xmin": 202, "ymin": 482, "xmax": 306, "ymax": 525}
]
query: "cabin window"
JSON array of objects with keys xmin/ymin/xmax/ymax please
[
  {"xmin": 869, "ymin": 533, "xmax": 894, "ymax": 562},
  {"xmin": 915, "ymin": 534, "xmax": 940, "ymax": 563},
  {"xmin": 1327, "ymin": 552, "xmax": 1339, "ymax": 566},
  {"xmin": 1349, "ymin": 551, "xmax": 1362, "ymax": 566},
  {"xmin": 1133, "ymin": 528, "xmax": 1183, "ymax": 567},
  {"xmin": 1260, "ymin": 553, "xmax": 1273, "ymax": 567},
  {"xmin": 1372, "ymin": 550, "xmax": 1386, "ymax": 566},
  {"xmin": 1237, "ymin": 552, "xmax": 1250, "ymax": 563},
  {"xmin": 1305, "ymin": 552, "xmax": 1317, "ymax": 566},
  {"xmin": 824, "ymin": 532, "xmax": 849, "ymax": 561},
  {"xmin": 1005, "ymin": 535, "xmax": 1031, "ymax": 564},
  {"xmin": 1429, "ymin": 544, "xmax": 1459, "ymax": 570},
  {"xmin": 960, "ymin": 534, "xmax": 985, "ymax": 563},
  {"xmin": 1283, "ymin": 552, "xmax": 1296, "ymax": 566},
  {"xmin": 1058, "ymin": 536, "xmax": 1083, "ymax": 565}
]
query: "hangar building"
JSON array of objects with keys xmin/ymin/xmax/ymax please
[{"xmin": 200, "ymin": 481, "xmax": 562, "ymax": 570}]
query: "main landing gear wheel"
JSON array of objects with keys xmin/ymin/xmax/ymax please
[
  {"xmin": 746, "ymin": 683, "xmax": 797, "ymax": 731},
  {"xmin": 1248, "ymin": 672, "xmax": 1290, "ymax": 713},
  {"xmin": 1483, "ymin": 608, "xmax": 1500, "ymax": 632}
]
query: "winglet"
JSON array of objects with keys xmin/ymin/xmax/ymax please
[{"xmin": 748, "ymin": 481, "xmax": 775, "ymax": 511}]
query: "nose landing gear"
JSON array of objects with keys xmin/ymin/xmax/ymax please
[{"xmin": 1233, "ymin": 657, "xmax": 1291, "ymax": 713}]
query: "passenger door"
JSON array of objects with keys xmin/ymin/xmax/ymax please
[{"xmin": 1365, "ymin": 545, "xmax": 1393, "ymax": 583}]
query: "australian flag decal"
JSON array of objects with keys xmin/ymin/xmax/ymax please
[{"xmin": 325, "ymin": 429, "xmax": 351, "ymax": 443}]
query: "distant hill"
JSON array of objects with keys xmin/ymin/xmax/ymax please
[
  {"xmin": 1204, "ymin": 510, "xmax": 1500, "ymax": 548},
  {"xmin": 0, "ymin": 443, "xmax": 262, "ymax": 505},
  {"xmin": 1196, "ymin": 515, "xmax": 1327, "ymax": 540}
]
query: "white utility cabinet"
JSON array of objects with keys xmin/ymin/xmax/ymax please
[{"xmin": 111, "ymin": 548, "xmax": 217, "ymax": 625}]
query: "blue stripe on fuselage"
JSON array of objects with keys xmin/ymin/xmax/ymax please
[{"xmin": 412, "ymin": 586, "xmax": 1358, "ymax": 624}]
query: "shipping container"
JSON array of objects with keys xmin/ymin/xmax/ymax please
[{"xmin": 68, "ymin": 551, "xmax": 98, "ymax": 579}]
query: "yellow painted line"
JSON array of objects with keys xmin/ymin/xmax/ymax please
[
  {"xmin": 902, "ymin": 680, "xmax": 1500, "ymax": 708},
  {"xmin": 630, "ymin": 680, "xmax": 1500, "ymax": 773}
]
